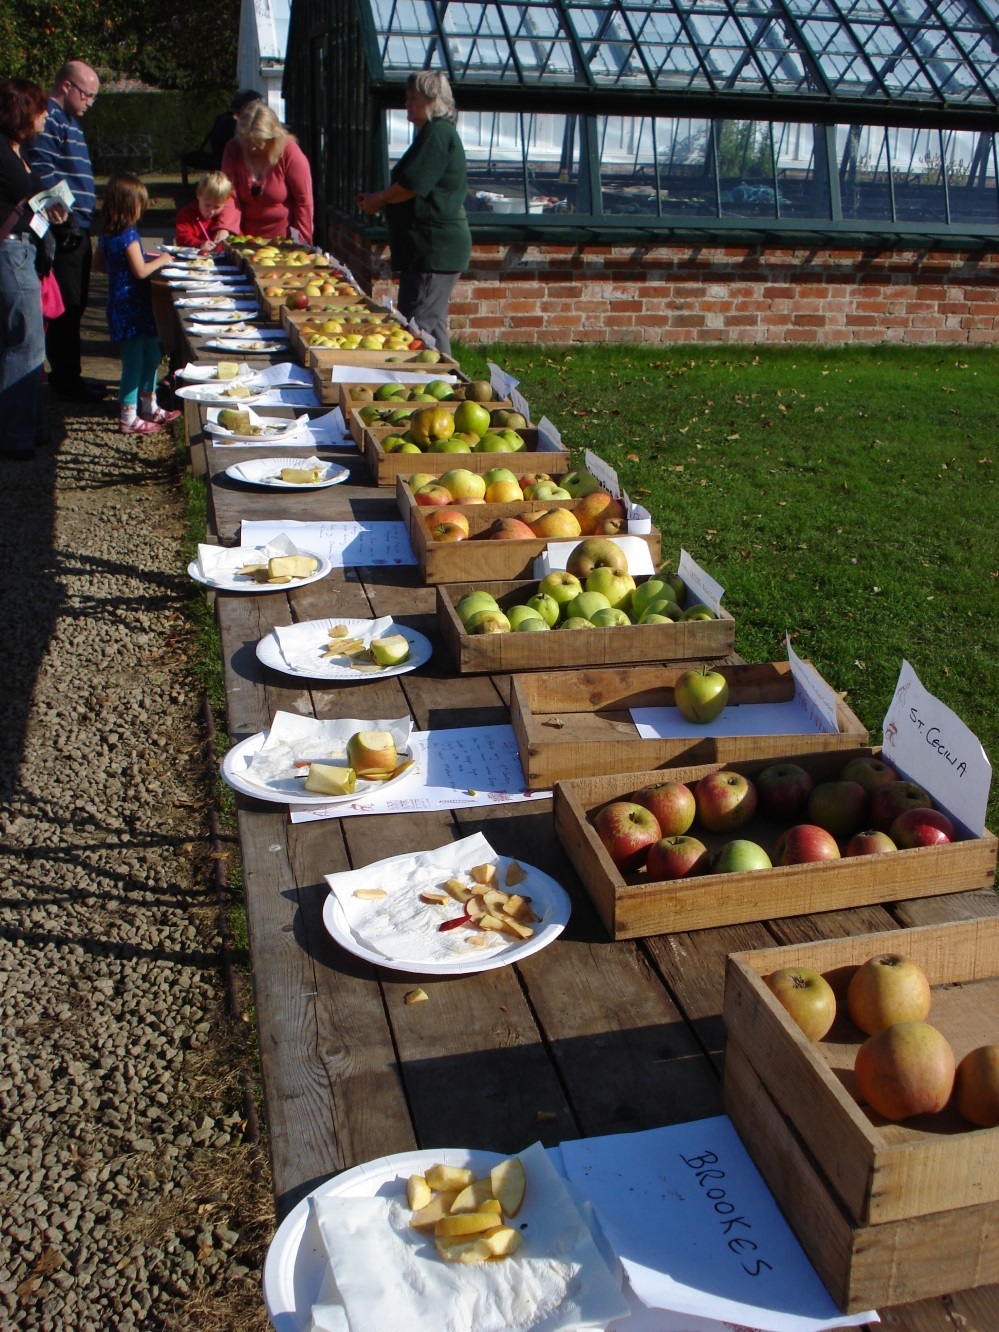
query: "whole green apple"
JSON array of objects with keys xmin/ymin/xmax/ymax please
[
  {"xmin": 526, "ymin": 592, "xmax": 560, "ymax": 627},
  {"xmin": 456, "ymin": 590, "xmax": 499, "ymax": 626},
  {"xmin": 559, "ymin": 616, "xmax": 593, "ymax": 630},
  {"xmin": 714, "ymin": 839, "xmax": 772, "ymax": 874},
  {"xmin": 483, "ymin": 467, "xmax": 517, "ymax": 487},
  {"xmin": 565, "ymin": 590, "xmax": 612, "ymax": 622},
  {"xmin": 585, "ymin": 568, "xmax": 636, "ymax": 612},
  {"xmin": 537, "ymin": 571, "xmax": 583, "ymax": 618},
  {"xmin": 465, "ymin": 608, "xmax": 511, "ymax": 634},
  {"xmin": 562, "ymin": 469, "xmax": 601, "ymax": 498},
  {"xmin": 683, "ymin": 604, "xmax": 716, "ymax": 621},
  {"xmin": 590, "ymin": 607, "xmax": 631, "ymax": 628},
  {"xmin": 507, "ymin": 605, "xmax": 548, "ymax": 631},
  {"xmin": 673, "ymin": 668, "xmax": 729, "ymax": 724}
]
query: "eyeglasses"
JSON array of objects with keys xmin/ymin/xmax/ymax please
[{"xmin": 68, "ymin": 79, "xmax": 97, "ymax": 103}]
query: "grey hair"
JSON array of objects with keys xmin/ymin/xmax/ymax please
[{"xmin": 407, "ymin": 70, "xmax": 457, "ymax": 122}]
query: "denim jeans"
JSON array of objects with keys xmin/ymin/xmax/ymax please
[{"xmin": 0, "ymin": 238, "xmax": 44, "ymax": 456}]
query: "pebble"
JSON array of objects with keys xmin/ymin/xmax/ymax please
[{"xmin": 0, "ymin": 405, "xmax": 272, "ymax": 1329}]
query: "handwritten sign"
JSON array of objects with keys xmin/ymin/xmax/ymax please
[
  {"xmin": 537, "ymin": 415, "xmax": 562, "ymax": 449},
  {"xmin": 240, "ymin": 519, "xmax": 416, "ymax": 567},
  {"xmin": 289, "ymin": 726, "xmax": 549, "ymax": 823},
  {"xmin": 487, "ymin": 361, "xmax": 519, "ymax": 400},
  {"xmin": 787, "ymin": 636, "xmax": 839, "ymax": 736},
  {"xmin": 510, "ymin": 386, "xmax": 531, "ymax": 421},
  {"xmin": 678, "ymin": 550, "xmax": 725, "ymax": 614},
  {"xmin": 882, "ymin": 660, "xmax": 991, "ymax": 836}
]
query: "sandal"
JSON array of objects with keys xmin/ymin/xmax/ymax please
[
  {"xmin": 139, "ymin": 406, "xmax": 181, "ymax": 425},
  {"xmin": 120, "ymin": 416, "xmax": 162, "ymax": 435}
]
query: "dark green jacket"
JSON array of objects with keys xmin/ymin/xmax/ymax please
[{"xmin": 387, "ymin": 117, "xmax": 472, "ymax": 274}]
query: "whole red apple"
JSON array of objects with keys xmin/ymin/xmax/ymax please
[
  {"xmin": 414, "ymin": 484, "xmax": 453, "ymax": 507},
  {"xmin": 429, "ymin": 521, "xmax": 468, "ymax": 543},
  {"xmin": 844, "ymin": 829, "xmax": 897, "ymax": 857},
  {"xmin": 487, "ymin": 517, "xmax": 536, "ymax": 541},
  {"xmin": 846, "ymin": 953, "xmax": 932, "ymax": 1035},
  {"xmin": 755, "ymin": 762, "xmax": 814, "ymax": 821},
  {"xmin": 592, "ymin": 801, "xmax": 661, "ymax": 872},
  {"xmin": 870, "ymin": 780, "xmax": 933, "ymax": 833},
  {"xmin": 693, "ymin": 770, "xmax": 758, "ymax": 833},
  {"xmin": 807, "ymin": 780, "xmax": 868, "ymax": 839},
  {"xmin": 765, "ymin": 967, "xmax": 837, "ymax": 1041},
  {"xmin": 839, "ymin": 756, "xmax": 900, "ymax": 795},
  {"xmin": 633, "ymin": 782, "xmax": 695, "ymax": 837},
  {"xmin": 430, "ymin": 507, "xmax": 470, "ymax": 536},
  {"xmin": 645, "ymin": 834, "xmax": 710, "ymax": 881},
  {"xmin": 773, "ymin": 823, "xmax": 840, "ymax": 866},
  {"xmin": 954, "ymin": 1045, "xmax": 999, "ymax": 1127},
  {"xmin": 889, "ymin": 807, "xmax": 955, "ymax": 848},
  {"xmin": 854, "ymin": 1021, "xmax": 955, "ymax": 1121}
]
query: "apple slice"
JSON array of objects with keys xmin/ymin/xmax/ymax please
[
  {"xmin": 490, "ymin": 1157, "xmax": 526, "ymax": 1218},
  {"xmin": 409, "ymin": 1190, "xmax": 460, "ymax": 1231},
  {"xmin": 483, "ymin": 1225, "xmax": 524, "ymax": 1257},
  {"xmin": 434, "ymin": 1235, "xmax": 492, "ymax": 1263},
  {"xmin": 435, "ymin": 1202, "xmax": 503, "ymax": 1235},
  {"xmin": 450, "ymin": 1177, "xmax": 497, "ymax": 1213},
  {"xmin": 424, "ymin": 1163, "xmax": 476, "ymax": 1192},
  {"xmin": 407, "ymin": 1174, "xmax": 433, "ymax": 1211}
]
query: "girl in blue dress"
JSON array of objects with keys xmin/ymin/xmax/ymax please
[{"xmin": 97, "ymin": 174, "xmax": 179, "ymax": 434}]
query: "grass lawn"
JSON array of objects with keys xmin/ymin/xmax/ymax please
[{"xmin": 456, "ymin": 341, "xmax": 999, "ymax": 836}]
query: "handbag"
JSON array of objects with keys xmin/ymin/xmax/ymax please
[
  {"xmin": 34, "ymin": 228, "xmax": 56, "ymax": 278},
  {"xmin": 53, "ymin": 213, "xmax": 84, "ymax": 253},
  {"xmin": 40, "ymin": 270, "xmax": 65, "ymax": 320}
]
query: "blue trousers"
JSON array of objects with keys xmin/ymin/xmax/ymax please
[
  {"xmin": 0, "ymin": 238, "xmax": 44, "ymax": 457},
  {"xmin": 119, "ymin": 335, "xmax": 162, "ymax": 406}
]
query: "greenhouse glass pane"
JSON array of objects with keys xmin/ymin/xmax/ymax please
[
  {"xmin": 597, "ymin": 116, "xmax": 718, "ymax": 216},
  {"xmin": 566, "ymin": 5, "xmax": 651, "ymax": 84},
  {"xmin": 717, "ymin": 121, "xmax": 779, "ymax": 216},
  {"xmin": 458, "ymin": 111, "xmax": 584, "ymax": 213},
  {"xmin": 837, "ymin": 124, "xmax": 893, "ymax": 220},
  {"xmin": 889, "ymin": 126, "xmax": 947, "ymax": 222},
  {"xmin": 624, "ymin": 6, "xmax": 711, "ymax": 90},
  {"xmin": 772, "ymin": 121, "xmax": 831, "ymax": 218},
  {"xmin": 946, "ymin": 131, "xmax": 999, "ymax": 224}
]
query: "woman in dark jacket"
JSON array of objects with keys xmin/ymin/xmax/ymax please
[{"xmin": 358, "ymin": 71, "xmax": 471, "ymax": 356}]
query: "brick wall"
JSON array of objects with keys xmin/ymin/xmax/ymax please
[{"xmin": 325, "ymin": 219, "xmax": 999, "ymax": 346}]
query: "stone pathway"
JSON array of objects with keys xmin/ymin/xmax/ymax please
[{"xmin": 0, "ymin": 296, "xmax": 272, "ymax": 1329}]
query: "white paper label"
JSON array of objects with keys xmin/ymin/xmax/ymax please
[
  {"xmin": 786, "ymin": 636, "xmax": 839, "ymax": 735},
  {"xmin": 239, "ymin": 519, "xmax": 417, "ymax": 567},
  {"xmin": 678, "ymin": 550, "xmax": 724, "ymax": 614},
  {"xmin": 487, "ymin": 361, "xmax": 519, "ymax": 399},
  {"xmin": 538, "ymin": 415, "xmax": 562, "ymax": 449},
  {"xmin": 881, "ymin": 661, "xmax": 991, "ymax": 836},
  {"xmin": 584, "ymin": 450, "xmax": 623, "ymax": 499},
  {"xmin": 510, "ymin": 387, "xmax": 530, "ymax": 421}
]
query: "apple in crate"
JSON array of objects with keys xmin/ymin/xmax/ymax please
[
  {"xmin": 537, "ymin": 571, "xmax": 582, "ymax": 618},
  {"xmin": 954, "ymin": 1045, "xmax": 999, "ymax": 1127},
  {"xmin": 844, "ymin": 830, "xmax": 897, "ymax": 857},
  {"xmin": 572, "ymin": 490, "xmax": 626, "ymax": 535},
  {"xmin": 430, "ymin": 508, "xmax": 470, "ymax": 537},
  {"xmin": 415, "ymin": 484, "xmax": 453, "ymax": 507},
  {"xmin": 485, "ymin": 480, "xmax": 524, "ymax": 503},
  {"xmin": 565, "ymin": 590, "xmax": 611, "ymax": 623},
  {"xmin": 634, "ymin": 782, "xmax": 695, "ymax": 837},
  {"xmin": 854, "ymin": 1021, "xmax": 955, "ymax": 1121},
  {"xmin": 465, "ymin": 608, "xmax": 511, "ymax": 635},
  {"xmin": 756, "ymin": 763, "xmax": 813, "ymax": 821},
  {"xmin": 584, "ymin": 567, "xmax": 635, "ymax": 612},
  {"xmin": 529, "ymin": 509, "xmax": 581, "ymax": 540},
  {"xmin": 593, "ymin": 801, "xmax": 661, "ymax": 872},
  {"xmin": 566, "ymin": 538, "xmax": 628, "ymax": 580},
  {"xmin": 839, "ymin": 755, "xmax": 900, "ymax": 795},
  {"xmin": 456, "ymin": 591, "xmax": 499, "ymax": 626},
  {"xmin": 773, "ymin": 824, "xmax": 840, "ymax": 865},
  {"xmin": 870, "ymin": 780, "xmax": 933, "ymax": 832},
  {"xmin": 673, "ymin": 668, "xmax": 729, "ymax": 724},
  {"xmin": 646, "ymin": 835, "xmax": 709, "ymax": 881},
  {"xmin": 713, "ymin": 839, "xmax": 772, "ymax": 874},
  {"xmin": 429, "ymin": 520, "xmax": 468, "ymax": 543},
  {"xmin": 765, "ymin": 967, "xmax": 837, "ymax": 1041},
  {"xmin": 631, "ymin": 578, "xmax": 678, "ymax": 620},
  {"xmin": 693, "ymin": 770, "xmax": 757, "ymax": 833},
  {"xmin": 590, "ymin": 608, "xmax": 631, "ymax": 628},
  {"xmin": 847, "ymin": 954, "xmax": 932, "ymax": 1034},
  {"xmin": 562, "ymin": 469, "xmax": 601, "ymax": 498},
  {"xmin": 890, "ymin": 807, "xmax": 955, "ymax": 847},
  {"xmin": 507, "ymin": 605, "xmax": 548, "ymax": 632},
  {"xmin": 526, "ymin": 592, "xmax": 560, "ymax": 627},
  {"xmin": 487, "ymin": 517, "xmax": 536, "ymax": 541},
  {"xmin": 439, "ymin": 468, "xmax": 486, "ymax": 501},
  {"xmin": 807, "ymin": 780, "xmax": 868, "ymax": 839}
]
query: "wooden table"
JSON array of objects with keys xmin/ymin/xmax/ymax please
[{"xmin": 186, "ymin": 342, "xmax": 999, "ymax": 1332}]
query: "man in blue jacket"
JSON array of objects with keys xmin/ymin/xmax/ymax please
[{"xmin": 27, "ymin": 60, "xmax": 105, "ymax": 402}]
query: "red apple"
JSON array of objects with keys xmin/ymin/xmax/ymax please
[
  {"xmin": 954, "ymin": 1045, "xmax": 999, "ymax": 1127},
  {"xmin": 565, "ymin": 537, "xmax": 628, "ymax": 579},
  {"xmin": 592, "ymin": 801, "xmax": 661, "ymax": 872},
  {"xmin": 487, "ymin": 517, "xmax": 536, "ymax": 541},
  {"xmin": 431, "ymin": 508, "xmax": 470, "ymax": 536},
  {"xmin": 765, "ymin": 967, "xmax": 837, "ymax": 1041},
  {"xmin": 839, "ymin": 756, "xmax": 900, "ymax": 795},
  {"xmin": 713, "ymin": 839, "xmax": 772, "ymax": 874},
  {"xmin": 807, "ymin": 780, "xmax": 868, "ymax": 839},
  {"xmin": 755, "ymin": 763, "xmax": 814, "ymax": 821},
  {"xmin": 414, "ymin": 484, "xmax": 453, "ymax": 507},
  {"xmin": 870, "ymin": 780, "xmax": 933, "ymax": 833},
  {"xmin": 633, "ymin": 782, "xmax": 695, "ymax": 837},
  {"xmin": 844, "ymin": 830, "xmax": 897, "ymax": 857},
  {"xmin": 290, "ymin": 290, "xmax": 310, "ymax": 310},
  {"xmin": 854, "ymin": 1022, "xmax": 955, "ymax": 1121},
  {"xmin": 693, "ymin": 770, "xmax": 758, "ymax": 833},
  {"xmin": 773, "ymin": 824, "xmax": 841, "ymax": 866},
  {"xmin": 847, "ymin": 954, "xmax": 932, "ymax": 1035},
  {"xmin": 673, "ymin": 668, "xmax": 729, "ymax": 724},
  {"xmin": 645, "ymin": 834, "xmax": 710, "ymax": 881},
  {"xmin": 429, "ymin": 521, "xmax": 468, "ymax": 543},
  {"xmin": 889, "ymin": 807, "xmax": 955, "ymax": 848}
]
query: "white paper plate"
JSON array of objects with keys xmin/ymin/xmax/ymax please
[
  {"xmin": 220, "ymin": 731, "xmax": 420, "ymax": 806},
  {"xmin": 183, "ymin": 310, "xmax": 250, "ymax": 325},
  {"xmin": 205, "ymin": 415, "xmax": 306, "ymax": 443},
  {"xmin": 264, "ymin": 1148, "xmax": 505, "ymax": 1332},
  {"xmin": 175, "ymin": 297, "xmax": 259, "ymax": 310},
  {"xmin": 176, "ymin": 362, "xmax": 252, "ymax": 383},
  {"xmin": 225, "ymin": 458, "xmax": 349, "ymax": 490},
  {"xmin": 176, "ymin": 383, "xmax": 263, "ymax": 404},
  {"xmin": 256, "ymin": 618, "xmax": 432, "ymax": 680},
  {"xmin": 322, "ymin": 854, "xmax": 570, "ymax": 975},
  {"xmin": 205, "ymin": 338, "xmax": 290, "ymax": 353},
  {"xmin": 187, "ymin": 551, "xmax": 332, "ymax": 593}
]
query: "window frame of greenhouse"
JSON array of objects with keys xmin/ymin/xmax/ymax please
[{"xmin": 284, "ymin": 0, "xmax": 999, "ymax": 249}]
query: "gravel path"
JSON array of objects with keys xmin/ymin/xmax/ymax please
[{"xmin": 0, "ymin": 398, "xmax": 272, "ymax": 1330}]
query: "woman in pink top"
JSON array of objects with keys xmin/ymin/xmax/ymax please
[{"xmin": 220, "ymin": 103, "xmax": 313, "ymax": 243}]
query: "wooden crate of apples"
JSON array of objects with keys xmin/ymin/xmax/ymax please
[{"xmin": 722, "ymin": 916, "xmax": 999, "ymax": 1311}]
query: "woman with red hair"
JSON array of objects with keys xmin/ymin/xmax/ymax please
[{"xmin": 0, "ymin": 78, "xmax": 51, "ymax": 459}]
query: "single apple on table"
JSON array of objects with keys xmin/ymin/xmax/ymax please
[
  {"xmin": 765, "ymin": 967, "xmax": 837, "ymax": 1041},
  {"xmin": 693, "ymin": 770, "xmax": 758, "ymax": 833},
  {"xmin": 673, "ymin": 667, "xmax": 729, "ymax": 725},
  {"xmin": 870, "ymin": 780, "xmax": 934, "ymax": 833},
  {"xmin": 844, "ymin": 829, "xmax": 897, "ymax": 857},
  {"xmin": 645, "ymin": 834, "xmax": 710, "ymax": 881},
  {"xmin": 592, "ymin": 801, "xmax": 661, "ymax": 872},
  {"xmin": 755, "ymin": 762, "xmax": 814, "ymax": 821},
  {"xmin": 839, "ymin": 756, "xmax": 900, "ymax": 795},
  {"xmin": 772, "ymin": 823, "xmax": 840, "ymax": 865},
  {"xmin": 846, "ymin": 953, "xmax": 932, "ymax": 1035},
  {"xmin": 713, "ymin": 839, "xmax": 772, "ymax": 874},
  {"xmin": 889, "ymin": 806, "xmax": 955, "ymax": 848},
  {"xmin": 853, "ymin": 1021, "xmax": 955, "ymax": 1121},
  {"xmin": 807, "ymin": 780, "xmax": 869, "ymax": 839}
]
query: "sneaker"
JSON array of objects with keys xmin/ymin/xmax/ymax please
[
  {"xmin": 120, "ymin": 417, "xmax": 162, "ymax": 435},
  {"xmin": 139, "ymin": 406, "xmax": 181, "ymax": 425}
]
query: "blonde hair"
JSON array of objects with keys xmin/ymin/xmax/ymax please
[
  {"xmin": 235, "ymin": 103, "xmax": 293, "ymax": 167},
  {"xmin": 101, "ymin": 173, "xmax": 147, "ymax": 234},
  {"xmin": 407, "ymin": 70, "xmax": 457, "ymax": 123},
  {"xmin": 197, "ymin": 171, "xmax": 232, "ymax": 204}
]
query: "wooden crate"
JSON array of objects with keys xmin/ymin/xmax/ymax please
[
  {"xmin": 552, "ymin": 749, "xmax": 998, "ymax": 938},
  {"xmin": 339, "ymin": 380, "xmax": 478, "ymax": 414},
  {"xmin": 437, "ymin": 577, "xmax": 734, "ymax": 676},
  {"xmin": 277, "ymin": 298, "xmax": 384, "ymax": 334},
  {"xmin": 722, "ymin": 917, "xmax": 999, "ymax": 1310},
  {"xmin": 285, "ymin": 319, "xmax": 413, "ymax": 369},
  {"xmin": 349, "ymin": 398, "xmax": 513, "ymax": 446},
  {"xmin": 313, "ymin": 354, "xmax": 463, "ymax": 403},
  {"xmin": 363, "ymin": 430, "xmax": 567, "ymax": 488},
  {"xmin": 511, "ymin": 660, "xmax": 867, "ymax": 788},
  {"xmin": 404, "ymin": 485, "xmax": 662, "ymax": 583}
]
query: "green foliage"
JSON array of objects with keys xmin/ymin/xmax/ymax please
[
  {"xmin": 717, "ymin": 121, "xmax": 774, "ymax": 180},
  {"xmin": 456, "ymin": 341, "xmax": 999, "ymax": 835}
]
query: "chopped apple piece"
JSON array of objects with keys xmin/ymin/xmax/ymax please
[
  {"xmin": 499, "ymin": 915, "xmax": 534, "ymax": 940},
  {"xmin": 465, "ymin": 934, "xmax": 487, "ymax": 947},
  {"xmin": 490, "ymin": 1157, "xmax": 526, "ymax": 1218},
  {"xmin": 483, "ymin": 889, "xmax": 510, "ymax": 912},
  {"xmin": 434, "ymin": 1236, "xmax": 492, "ymax": 1263},
  {"xmin": 424, "ymin": 1163, "xmax": 476, "ymax": 1192},
  {"xmin": 483, "ymin": 1225, "xmax": 524, "ymax": 1257},
  {"xmin": 471, "ymin": 863, "xmax": 498, "ymax": 886},
  {"xmin": 505, "ymin": 861, "xmax": 527, "ymax": 887},
  {"xmin": 477, "ymin": 914, "xmax": 507, "ymax": 932},
  {"xmin": 352, "ymin": 886, "xmax": 386, "ymax": 901},
  {"xmin": 409, "ymin": 1190, "xmax": 460, "ymax": 1231},
  {"xmin": 443, "ymin": 878, "xmax": 472, "ymax": 904},
  {"xmin": 404, "ymin": 988, "xmax": 429, "ymax": 1005},
  {"xmin": 419, "ymin": 890, "xmax": 450, "ymax": 905},
  {"xmin": 465, "ymin": 897, "xmax": 485, "ymax": 921},
  {"xmin": 450, "ymin": 1177, "xmax": 495, "ymax": 1213},
  {"xmin": 407, "ymin": 1174, "xmax": 433, "ymax": 1212},
  {"xmin": 434, "ymin": 1202, "xmax": 502, "ymax": 1236}
]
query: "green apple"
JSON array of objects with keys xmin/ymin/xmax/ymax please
[
  {"xmin": 531, "ymin": 482, "xmax": 572, "ymax": 500},
  {"xmin": 526, "ymin": 592, "xmax": 560, "ymax": 627},
  {"xmin": 465, "ymin": 608, "xmax": 511, "ymax": 635},
  {"xmin": 398, "ymin": 442, "xmax": 423, "ymax": 454},
  {"xmin": 433, "ymin": 439, "xmax": 473, "ymax": 453},
  {"xmin": 426, "ymin": 379, "xmax": 455, "ymax": 400},
  {"xmin": 585, "ymin": 568, "xmax": 636, "ymax": 613},
  {"xmin": 453, "ymin": 399, "xmax": 491, "ymax": 436},
  {"xmin": 537, "ymin": 571, "xmax": 583, "ymax": 618},
  {"xmin": 408, "ymin": 472, "xmax": 437, "ymax": 492},
  {"xmin": 714, "ymin": 840, "xmax": 772, "ymax": 874},
  {"xmin": 507, "ymin": 605, "xmax": 549, "ymax": 631},
  {"xmin": 673, "ymin": 667, "xmax": 730, "ymax": 723},
  {"xmin": 369, "ymin": 634, "xmax": 411, "ymax": 667},
  {"xmin": 683, "ymin": 604, "xmax": 716, "ymax": 621},
  {"xmin": 632, "ymin": 578, "xmax": 678, "ymax": 619},
  {"xmin": 639, "ymin": 612, "xmax": 676, "ymax": 625},
  {"xmin": 566, "ymin": 590, "xmax": 612, "ymax": 622},
  {"xmin": 566, "ymin": 537, "xmax": 629, "ymax": 580},
  {"xmin": 456, "ymin": 590, "xmax": 499, "ymax": 626},
  {"xmin": 439, "ymin": 468, "xmax": 486, "ymax": 501},
  {"xmin": 561, "ymin": 469, "xmax": 601, "ymax": 498},
  {"xmin": 589, "ymin": 607, "xmax": 631, "ymax": 628},
  {"xmin": 474, "ymin": 433, "xmax": 513, "ymax": 452},
  {"xmin": 559, "ymin": 616, "xmax": 593, "ymax": 630},
  {"xmin": 483, "ymin": 467, "xmax": 517, "ymax": 487},
  {"xmin": 639, "ymin": 597, "xmax": 683, "ymax": 622}
]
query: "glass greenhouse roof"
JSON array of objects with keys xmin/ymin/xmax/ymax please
[{"xmin": 363, "ymin": 0, "xmax": 999, "ymax": 110}]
